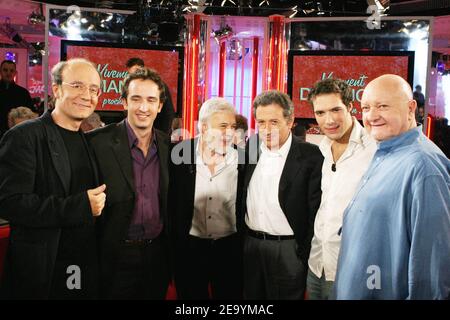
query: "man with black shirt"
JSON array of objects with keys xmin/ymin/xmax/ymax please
[
  {"xmin": 0, "ymin": 60, "xmax": 33, "ymax": 137},
  {"xmin": 0, "ymin": 58, "xmax": 106, "ymax": 299},
  {"xmin": 413, "ymin": 84, "xmax": 425, "ymax": 108}
]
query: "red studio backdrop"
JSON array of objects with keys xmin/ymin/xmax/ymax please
[
  {"xmin": 287, "ymin": 51, "xmax": 415, "ymax": 119},
  {"xmin": 61, "ymin": 40, "xmax": 183, "ymax": 112}
]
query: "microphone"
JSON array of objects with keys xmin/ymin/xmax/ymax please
[{"xmin": 331, "ymin": 163, "xmax": 336, "ymax": 172}]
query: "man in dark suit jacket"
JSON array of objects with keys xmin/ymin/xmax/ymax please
[
  {"xmin": 0, "ymin": 60, "xmax": 33, "ymax": 137},
  {"xmin": 88, "ymin": 68, "xmax": 170, "ymax": 299},
  {"xmin": 239, "ymin": 90, "xmax": 323, "ymax": 300},
  {"xmin": 0, "ymin": 58, "xmax": 106, "ymax": 299},
  {"xmin": 170, "ymin": 98, "xmax": 244, "ymax": 299}
]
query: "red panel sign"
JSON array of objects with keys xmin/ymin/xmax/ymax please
[
  {"xmin": 290, "ymin": 54, "xmax": 411, "ymax": 119},
  {"xmin": 28, "ymin": 65, "xmax": 45, "ymax": 98},
  {"xmin": 65, "ymin": 44, "xmax": 181, "ymax": 111}
]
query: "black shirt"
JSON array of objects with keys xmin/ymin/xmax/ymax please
[
  {"xmin": 50, "ymin": 125, "xmax": 98, "ymax": 299},
  {"xmin": 57, "ymin": 126, "xmax": 95, "ymax": 198},
  {"xmin": 413, "ymin": 91, "xmax": 425, "ymax": 107}
]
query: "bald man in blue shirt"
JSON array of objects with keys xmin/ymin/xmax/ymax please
[{"xmin": 333, "ymin": 74, "xmax": 450, "ymax": 300}]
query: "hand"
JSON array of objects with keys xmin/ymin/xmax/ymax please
[{"xmin": 87, "ymin": 184, "xmax": 106, "ymax": 216}]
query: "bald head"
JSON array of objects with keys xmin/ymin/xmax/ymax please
[
  {"xmin": 51, "ymin": 58, "xmax": 100, "ymax": 86},
  {"xmin": 361, "ymin": 74, "xmax": 417, "ymax": 142},
  {"xmin": 364, "ymin": 74, "xmax": 413, "ymax": 101}
]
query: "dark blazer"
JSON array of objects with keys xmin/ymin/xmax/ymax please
[
  {"xmin": 0, "ymin": 80, "xmax": 33, "ymax": 136},
  {"xmin": 86, "ymin": 120, "xmax": 170, "ymax": 295},
  {"xmin": 239, "ymin": 134, "xmax": 323, "ymax": 263},
  {"xmin": 0, "ymin": 111, "xmax": 99, "ymax": 299},
  {"xmin": 169, "ymin": 138, "xmax": 245, "ymax": 244}
]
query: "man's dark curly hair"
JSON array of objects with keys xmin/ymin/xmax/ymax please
[
  {"xmin": 121, "ymin": 67, "xmax": 166, "ymax": 103},
  {"xmin": 308, "ymin": 78, "xmax": 353, "ymax": 108}
]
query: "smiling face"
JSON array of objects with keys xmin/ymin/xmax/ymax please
[
  {"xmin": 52, "ymin": 61, "xmax": 101, "ymax": 129},
  {"xmin": 255, "ymin": 103, "xmax": 294, "ymax": 150},
  {"xmin": 123, "ymin": 79, "xmax": 163, "ymax": 133},
  {"xmin": 312, "ymin": 93, "xmax": 353, "ymax": 143},
  {"xmin": 362, "ymin": 75, "xmax": 417, "ymax": 142}
]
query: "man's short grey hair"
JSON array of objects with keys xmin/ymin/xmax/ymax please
[
  {"xmin": 84, "ymin": 112, "xmax": 103, "ymax": 127},
  {"xmin": 253, "ymin": 90, "xmax": 294, "ymax": 120},
  {"xmin": 51, "ymin": 58, "xmax": 100, "ymax": 85},
  {"xmin": 7, "ymin": 106, "xmax": 38, "ymax": 128},
  {"xmin": 197, "ymin": 97, "xmax": 236, "ymax": 131}
]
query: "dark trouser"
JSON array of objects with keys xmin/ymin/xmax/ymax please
[
  {"xmin": 243, "ymin": 233, "xmax": 307, "ymax": 300},
  {"xmin": 306, "ymin": 268, "xmax": 334, "ymax": 300},
  {"xmin": 105, "ymin": 235, "xmax": 170, "ymax": 300},
  {"xmin": 175, "ymin": 233, "xmax": 242, "ymax": 300}
]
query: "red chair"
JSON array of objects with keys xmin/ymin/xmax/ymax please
[
  {"xmin": 165, "ymin": 281, "xmax": 177, "ymax": 300},
  {"xmin": 0, "ymin": 223, "xmax": 10, "ymax": 279}
]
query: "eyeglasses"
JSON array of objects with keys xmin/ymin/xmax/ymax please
[{"xmin": 62, "ymin": 82, "xmax": 101, "ymax": 97}]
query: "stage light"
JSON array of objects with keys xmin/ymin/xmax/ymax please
[
  {"xmin": 221, "ymin": 0, "xmax": 236, "ymax": 6},
  {"xmin": 28, "ymin": 12, "xmax": 45, "ymax": 25},
  {"xmin": 5, "ymin": 52, "xmax": 16, "ymax": 62},
  {"xmin": 212, "ymin": 25, "xmax": 234, "ymax": 44},
  {"xmin": 28, "ymin": 4, "xmax": 45, "ymax": 25},
  {"xmin": 184, "ymin": 1, "xmax": 199, "ymax": 12},
  {"xmin": 409, "ymin": 29, "xmax": 427, "ymax": 40},
  {"xmin": 437, "ymin": 60, "xmax": 445, "ymax": 76}
]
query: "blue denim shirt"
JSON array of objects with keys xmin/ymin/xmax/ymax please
[{"xmin": 333, "ymin": 126, "xmax": 450, "ymax": 299}]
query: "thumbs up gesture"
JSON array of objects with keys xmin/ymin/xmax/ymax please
[{"xmin": 87, "ymin": 184, "xmax": 106, "ymax": 216}]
